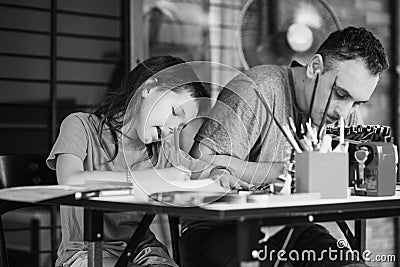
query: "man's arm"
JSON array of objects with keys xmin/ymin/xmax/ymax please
[{"xmin": 190, "ymin": 140, "xmax": 284, "ymax": 187}]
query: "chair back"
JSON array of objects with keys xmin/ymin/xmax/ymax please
[
  {"xmin": 0, "ymin": 154, "xmax": 57, "ymax": 267},
  {"xmin": 0, "ymin": 154, "xmax": 56, "ymax": 189}
]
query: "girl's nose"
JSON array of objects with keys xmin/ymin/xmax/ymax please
[
  {"xmin": 169, "ymin": 117, "xmax": 182, "ymax": 129},
  {"xmin": 161, "ymin": 127, "xmax": 173, "ymax": 138}
]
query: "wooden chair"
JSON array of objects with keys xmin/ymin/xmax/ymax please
[{"xmin": 0, "ymin": 154, "xmax": 58, "ymax": 267}]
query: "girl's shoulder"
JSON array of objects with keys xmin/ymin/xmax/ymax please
[
  {"xmin": 65, "ymin": 112, "xmax": 90, "ymax": 121},
  {"xmin": 61, "ymin": 112, "xmax": 99, "ymax": 132},
  {"xmin": 64, "ymin": 112, "xmax": 100, "ymax": 123}
]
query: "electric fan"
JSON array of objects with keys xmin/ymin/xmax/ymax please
[{"xmin": 237, "ymin": 0, "xmax": 341, "ymax": 69}]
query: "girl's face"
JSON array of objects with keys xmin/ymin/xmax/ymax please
[{"xmin": 135, "ymin": 87, "xmax": 199, "ymax": 144}]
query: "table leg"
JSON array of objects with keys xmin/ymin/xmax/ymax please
[
  {"xmin": 84, "ymin": 208, "xmax": 104, "ymax": 267},
  {"xmin": 355, "ymin": 219, "xmax": 366, "ymax": 253},
  {"xmin": 115, "ymin": 214, "xmax": 155, "ymax": 267},
  {"xmin": 336, "ymin": 221, "xmax": 357, "ymax": 250}
]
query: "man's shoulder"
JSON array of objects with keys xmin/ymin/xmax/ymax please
[
  {"xmin": 220, "ymin": 64, "xmax": 289, "ymax": 101},
  {"xmin": 238, "ymin": 65, "xmax": 289, "ymax": 92},
  {"xmin": 243, "ymin": 64, "xmax": 288, "ymax": 81}
]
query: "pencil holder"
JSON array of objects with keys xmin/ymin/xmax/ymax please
[{"xmin": 295, "ymin": 152, "xmax": 348, "ymax": 199}]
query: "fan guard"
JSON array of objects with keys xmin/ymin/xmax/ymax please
[{"xmin": 237, "ymin": 0, "xmax": 341, "ymax": 69}]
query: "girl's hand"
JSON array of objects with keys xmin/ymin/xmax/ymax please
[
  {"xmin": 209, "ymin": 168, "xmax": 250, "ymax": 190},
  {"xmin": 156, "ymin": 166, "xmax": 191, "ymax": 181}
]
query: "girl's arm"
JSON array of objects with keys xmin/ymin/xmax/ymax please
[{"xmin": 56, "ymin": 153, "xmax": 190, "ymax": 185}]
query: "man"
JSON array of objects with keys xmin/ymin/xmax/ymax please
[{"xmin": 180, "ymin": 27, "xmax": 389, "ymax": 266}]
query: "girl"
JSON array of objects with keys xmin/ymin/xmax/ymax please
[{"xmin": 47, "ymin": 55, "xmax": 210, "ymax": 267}]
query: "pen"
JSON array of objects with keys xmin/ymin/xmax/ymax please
[
  {"xmin": 319, "ymin": 134, "xmax": 332, "ymax": 153},
  {"xmin": 75, "ymin": 188, "xmax": 133, "ymax": 200},
  {"xmin": 282, "ymin": 125, "xmax": 303, "ymax": 153},
  {"xmin": 174, "ymin": 127, "xmax": 180, "ymax": 165},
  {"xmin": 318, "ymin": 124, "xmax": 326, "ymax": 143},
  {"xmin": 306, "ymin": 120, "xmax": 318, "ymax": 149},
  {"xmin": 287, "ymin": 117, "xmax": 306, "ymax": 151}
]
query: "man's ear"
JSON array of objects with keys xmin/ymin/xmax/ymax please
[{"xmin": 306, "ymin": 54, "xmax": 324, "ymax": 79}]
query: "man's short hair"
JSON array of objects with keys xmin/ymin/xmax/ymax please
[{"xmin": 316, "ymin": 26, "xmax": 389, "ymax": 76}]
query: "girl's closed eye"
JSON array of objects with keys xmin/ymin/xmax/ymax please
[{"xmin": 172, "ymin": 105, "xmax": 184, "ymax": 117}]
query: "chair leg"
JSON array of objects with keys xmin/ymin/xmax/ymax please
[
  {"xmin": 168, "ymin": 216, "xmax": 180, "ymax": 266},
  {"xmin": 30, "ymin": 218, "xmax": 40, "ymax": 267},
  {"xmin": 50, "ymin": 206, "xmax": 58, "ymax": 265},
  {"xmin": 0, "ymin": 217, "xmax": 9, "ymax": 267}
]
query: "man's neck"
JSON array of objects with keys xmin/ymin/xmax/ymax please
[{"xmin": 290, "ymin": 66, "xmax": 309, "ymax": 117}]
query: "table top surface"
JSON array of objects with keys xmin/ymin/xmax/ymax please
[{"xmin": 41, "ymin": 190, "xmax": 400, "ymax": 224}]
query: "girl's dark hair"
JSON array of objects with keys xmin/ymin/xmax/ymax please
[
  {"xmin": 92, "ymin": 55, "xmax": 209, "ymax": 161},
  {"xmin": 316, "ymin": 27, "xmax": 389, "ymax": 75}
]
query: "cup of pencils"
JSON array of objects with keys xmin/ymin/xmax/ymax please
[
  {"xmin": 253, "ymin": 78, "xmax": 348, "ymax": 198},
  {"xmin": 287, "ymin": 117, "xmax": 349, "ymax": 199}
]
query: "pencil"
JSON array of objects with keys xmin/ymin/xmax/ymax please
[
  {"xmin": 339, "ymin": 116, "xmax": 345, "ymax": 145},
  {"xmin": 308, "ymin": 72, "xmax": 319, "ymax": 122},
  {"xmin": 254, "ymin": 89, "xmax": 301, "ymax": 152},
  {"xmin": 253, "ymin": 89, "xmax": 301, "ymax": 153},
  {"xmin": 318, "ymin": 76, "xmax": 337, "ymax": 136},
  {"xmin": 75, "ymin": 188, "xmax": 133, "ymax": 200}
]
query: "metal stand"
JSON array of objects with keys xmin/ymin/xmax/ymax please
[
  {"xmin": 84, "ymin": 209, "xmax": 104, "ymax": 267},
  {"xmin": 237, "ymin": 220, "xmax": 262, "ymax": 267},
  {"xmin": 355, "ymin": 219, "xmax": 366, "ymax": 253}
]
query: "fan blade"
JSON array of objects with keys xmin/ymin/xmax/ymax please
[
  {"xmin": 293, "ymin": 2, "xmax": 322, "ymax": 29},
  {"xmin": 247, "ymin": 31, "xmax": 296, "ymax": 66},
  {"xmin": 238, "ymin": 0, "xmax": 342, "ymax": 68}
]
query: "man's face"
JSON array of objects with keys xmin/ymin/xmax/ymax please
[{"xmin": 309, "ymin": 59, "xmax": 379, "ymax": 126}]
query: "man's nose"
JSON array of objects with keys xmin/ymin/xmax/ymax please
[{"xmin": 334, "ymin": 100, "xmax": 354, "ymax": 118}]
